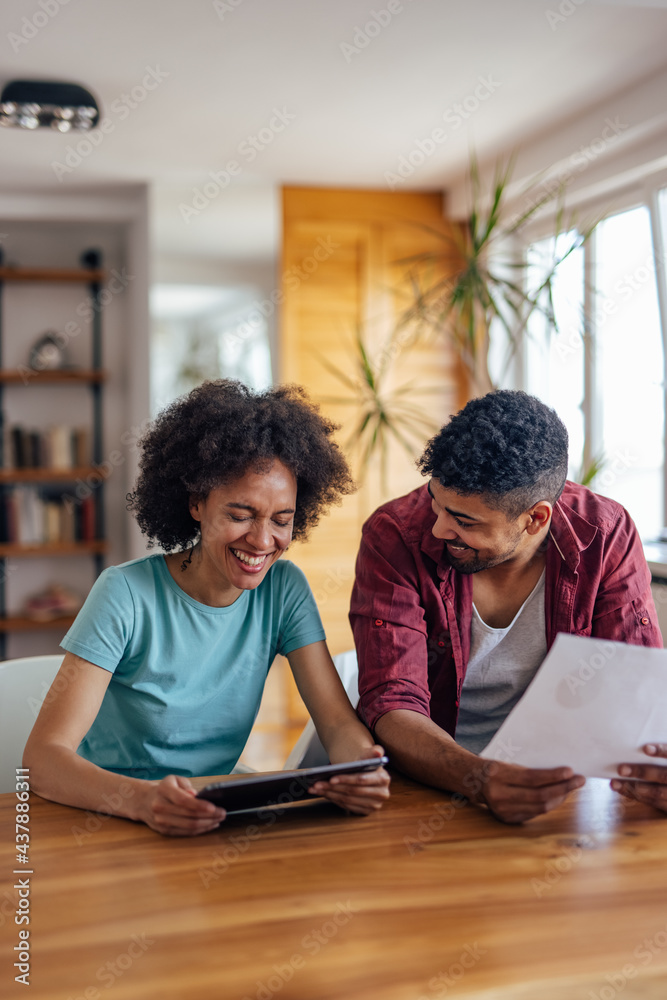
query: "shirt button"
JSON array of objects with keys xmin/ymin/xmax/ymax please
[
  {"xmin": 641, "ymin": 617, "xmax": 649, "ymax": 625},
  {"xmin": 374, "ymin": 619, "xmax": 383, "ymax": 626},
  {"xmin": 438, "ymin": 641, "xmax": 445, "ymax": 647}
]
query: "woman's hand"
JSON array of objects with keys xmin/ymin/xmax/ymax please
[
  {"xmin": 286, "ymin": 643, "xmax": 391, "ymax": 814},
  {"xmin": 137, "ymin": 774, "xmax": 226, "ymax": 836},
  {"xmin": 308, "ymin": 745, "xmax": 391, "ymax": 815},
  {"xmin": 611, "ymin": 743, "xmax": 667, "ymax": 812}
]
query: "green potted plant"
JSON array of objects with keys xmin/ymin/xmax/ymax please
[
  {"xmin": 395, "ymin": 154, "xmax": 597, "ymax": 395},
  {"xmin": 316, "ymin": 153, "xmax": 600, "ymax": 490},
  {"xmin": 317, "ymin": 328, "xmax": 441, "ymax": 493}
]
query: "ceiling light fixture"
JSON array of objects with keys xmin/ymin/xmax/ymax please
[{"xmin": 0, "ymin": 80, "xmax": 100, "ymax": 132}]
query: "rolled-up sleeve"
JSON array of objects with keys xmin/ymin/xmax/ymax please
[
  {"xmin": 592, "ymin": 507, "xmax": 662, "ymax": 647},
  {"xmin": 350, "ymin": 510, "xmax": 433, "ymax": 731}
]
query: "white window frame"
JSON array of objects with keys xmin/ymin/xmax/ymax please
[{"xmin": 517, "ymin": 170, "xmax": 667, "ymax": 527}]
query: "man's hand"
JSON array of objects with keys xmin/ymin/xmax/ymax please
[
  {"xmin": 138, "ymin": 774, "xmax": 226, "ymax": 836},
  {"xmin": 611, "ymin": 744, "xmax": 667, "ymax": 812},
  {"xmin": 479, "ymin": 760, "xmax": 586, "ymax": 824}
]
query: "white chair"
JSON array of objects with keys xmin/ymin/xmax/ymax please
[
  {"xmin": 0, "ymin": 654, "xmax": 63, "ymax": 793},
  {"xmin": 284, "ymin": 649, "xmax": 359, "ymax": 770}
]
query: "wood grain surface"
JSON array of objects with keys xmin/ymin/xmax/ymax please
[{"xmin": 1, "ymin": 772, "xmax": 667, "ymax": 999}]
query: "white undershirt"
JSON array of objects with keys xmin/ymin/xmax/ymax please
[{"xmin": 455, "ymin": 569, "xmax": 547, "ymax": 755}]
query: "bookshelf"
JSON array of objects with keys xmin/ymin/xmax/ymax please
[
  {"xmin": 0, "ymin": 249, "xmax": 108, "ymax": 657},
  {"xmin": 0, "ymin": 370, "xmax": 105, "ymax": 383},
  {"xmin": 0, "ymin": 615, "xmax": 77, "ymax": 633},
  {"xmin": 0, "ymin": 467, "xmax": 104, "ymax": 483}
]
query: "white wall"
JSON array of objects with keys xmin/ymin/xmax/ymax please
[{"xmin": 446, "ymin": 64, "xmax": 667, "ymax": 223}]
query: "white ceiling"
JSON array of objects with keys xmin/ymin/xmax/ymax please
[{"xmin": 1, "ymin": 0, "xmax": 666, "ymax": 263}]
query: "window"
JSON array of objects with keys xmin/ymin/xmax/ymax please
[
  {"xmin": 523, "ymin": 197, "xmax": 667, "ymax": 540},
  {"xmin": 594, "ymin": 207, "xmax": 663, "ymax": 538},
  {"xmin": 525, "ymin": 231, "xmax": 585, "ymax": 483}
]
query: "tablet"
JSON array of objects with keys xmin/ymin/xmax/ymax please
[{"xmin": 196, "ymin": 756, "xmax": 389, "ymax": 813}]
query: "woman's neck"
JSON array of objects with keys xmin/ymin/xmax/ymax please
[{"xmin": 163, "ymin": 546, "xmax": 242, "ymax": 607}]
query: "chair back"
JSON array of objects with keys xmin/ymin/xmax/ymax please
[
  {"xmin": 284, "ymin": 650, "xmax": 359, "ymax": 770},
  {"xmin": 0, "ymin": 654, "xmax": 63, "ymax": 793}
]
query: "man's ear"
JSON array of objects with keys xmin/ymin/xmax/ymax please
[{"xmin": 525, "ymin": 500, "xmax": 552, "ymax": 535}]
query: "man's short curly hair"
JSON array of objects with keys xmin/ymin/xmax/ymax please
[
  {"xmin": 127, "ymin": 380, "xmax": 355, "ymax": 550},
  {"xmin": 418, "ymin": 390, "xmax": 568, "ymax": 518}
]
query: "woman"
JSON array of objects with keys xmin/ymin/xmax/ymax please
[{"xmin": 24, "ymin": 380, "xmax": 390, "ymax": 835}]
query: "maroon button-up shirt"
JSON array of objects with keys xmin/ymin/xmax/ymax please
[{"xmin": 350, "ymin": 481, "xmax": 662, "ymax": 737}]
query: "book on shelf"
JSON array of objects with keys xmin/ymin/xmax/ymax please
[
  {"xmin": 0, "ymin": 485, "xmax": 96, "ymax": 545},
  {"xmin": 4, "ymin": 424, "xmax": 90, "ymax": 470}
]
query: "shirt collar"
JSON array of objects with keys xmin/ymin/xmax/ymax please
[
  {"xmin": 417, "ymin": 485, "xmax": 451, "ymax": 579},
  {"xmin": 549, "ymin": 490, "xmax": 598, "ymax": 571}
]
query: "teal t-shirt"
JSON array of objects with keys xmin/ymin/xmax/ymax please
[{"xmin": 60, "ymin": 554, "xmax": 325, "ymax": 779}]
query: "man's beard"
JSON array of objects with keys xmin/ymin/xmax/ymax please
[{"xmin": 444, "ymin": 536, "xmax": 522, "ymax": 574}]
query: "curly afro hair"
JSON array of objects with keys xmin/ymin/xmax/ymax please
[
  {"xmin": 127, "ymin": 380, "xmax": 355, "ymax": 550},
  {"xmin": 418, "ymin": 390, "xmax": 568, "ymax": 518}
]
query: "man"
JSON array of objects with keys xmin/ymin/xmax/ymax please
[{"xmin": 350, "ymin": 390, "xmax": 665, "ymax": 823}]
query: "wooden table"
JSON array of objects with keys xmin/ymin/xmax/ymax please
[{"xmin": 2, "ymin": 772, "xmax": 667, "ymax": 1000}]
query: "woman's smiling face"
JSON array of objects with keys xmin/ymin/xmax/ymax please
[{"xmin": 189, "ymin": 458, "xmax": 297, "ymax": 596}]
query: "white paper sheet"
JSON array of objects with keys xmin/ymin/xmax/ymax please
[{"xmin": 481, "ymin": 633, "xmax": 667, "ymax": 778}]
